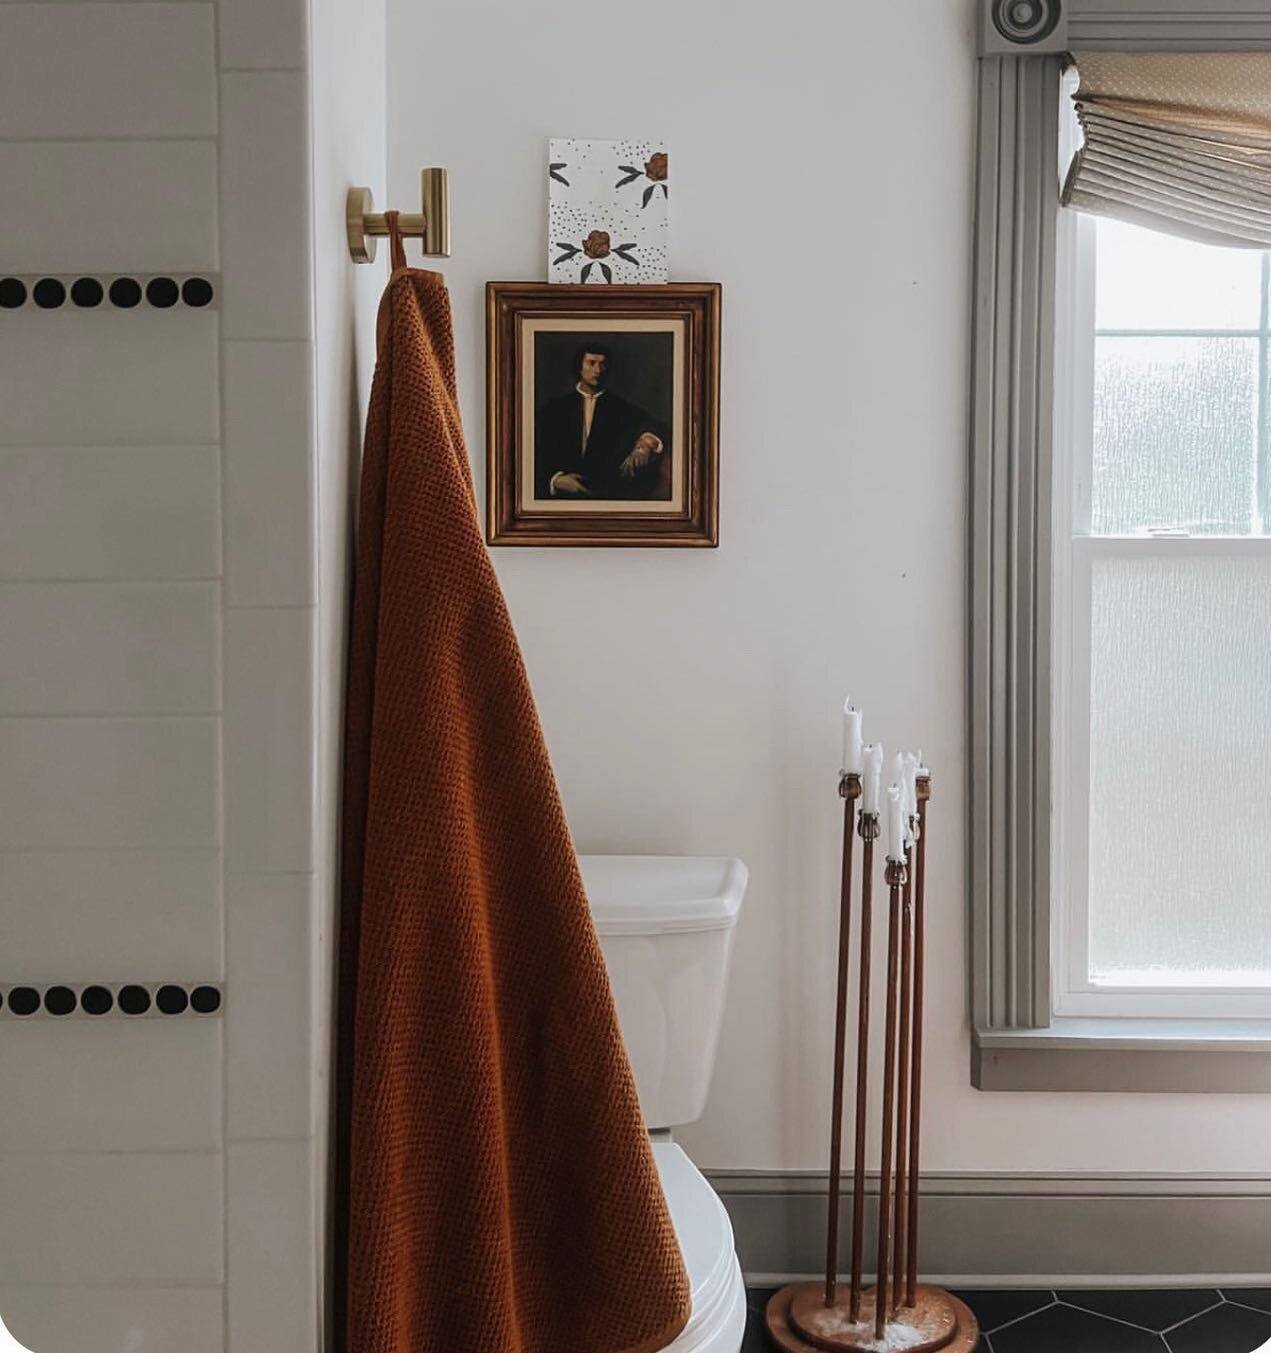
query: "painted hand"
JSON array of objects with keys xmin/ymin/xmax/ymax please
[
  {"xmin": 619, "ymin": 433, "xmax": 663, "ymax": 479},
  {"xmin": 552, "ymin": 471, "xmax": 590, "ymax": 496}
]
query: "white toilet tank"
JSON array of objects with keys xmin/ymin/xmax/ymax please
[{"xmin": 579, "ymin": 855, "xmax": 747, "ymax": 1131}]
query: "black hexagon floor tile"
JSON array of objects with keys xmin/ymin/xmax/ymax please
[
  {"xmin": 991, "ymin": 1302, "xmax": 1162, "ymax": 1353},
  {"xmin": 1166, "ymin": 1300, "xmax": 1271, "ymax": 1353},
  {"xmin": 742, "ymin": 1292, "xmax": 775, "ymax": 1351},
  {"xmin": 951, "ymin": 1290, "xmax": 1056, "ymax": 1333},
  {"xmin": 1226, "ymin": 1289, "xmax": 1271, "ymax": 1317},
  {"xmin": 1059, "ymin": 1289, "xmax": 1219, "ymax": 1332}
]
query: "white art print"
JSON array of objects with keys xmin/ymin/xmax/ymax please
[{"xmin": 548, "ymin": 138, "xmax": 668, "ymax": 285}]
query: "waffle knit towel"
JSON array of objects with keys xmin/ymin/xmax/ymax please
[{"xmin": 337, "ymin": 263, "xmax": 691, "ymax": 1353}]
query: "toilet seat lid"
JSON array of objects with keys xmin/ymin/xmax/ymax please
[{"xmin": 652, "ymin": 1141, "xmax": 738, "ymax": 1344}]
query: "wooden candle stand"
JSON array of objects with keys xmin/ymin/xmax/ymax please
[{"xmin": 766, "ymin": 770, "xmax": 977, "ymax": 1353}]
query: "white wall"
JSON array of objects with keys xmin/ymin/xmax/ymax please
[
  {"xmin": 386, "ymin": 0, "xmax": 1271, "ymax": 1175},
  {"xmin": 311, "ymin": 0, "xmax": 387, "ymax": 1338}
]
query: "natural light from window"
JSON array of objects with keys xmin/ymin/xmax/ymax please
[{"xmin": 1060, "ymin": 216, "xmax": 1271, "ymax": 1008}]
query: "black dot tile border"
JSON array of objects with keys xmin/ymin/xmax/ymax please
[
  {"xmin": 0, "ymin": 273, "xmax": 219, "ymax": 312},
  {"xmin": 0, "ymin": 982, "xmax": 223, "ymax": 1019}
]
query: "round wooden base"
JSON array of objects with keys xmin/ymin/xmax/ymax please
[{"xmin": 765, "ymin": 1283, "xmax": 979, "ymax": 1353}]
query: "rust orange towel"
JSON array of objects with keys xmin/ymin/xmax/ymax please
[{"xmin": 337, "ymin": 263, "xmax": 691, "ymax": 1353}]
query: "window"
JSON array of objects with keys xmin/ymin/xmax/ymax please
[
  {"xmin": 1053, "ymin": 216, "xmax": 1271, "ymax": 1019},
  {"xmin": 969, "ymin": 19, "xmax": 1271, "ymax": 1092}
]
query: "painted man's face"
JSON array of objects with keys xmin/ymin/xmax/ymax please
[{"xmin": 579, "ymin": 352, "xmax": 608, "ymax": 389}]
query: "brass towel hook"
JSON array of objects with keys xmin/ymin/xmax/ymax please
[{"xmin": 346, "ymin": 168, "xmax": 451, "ymax": 263}]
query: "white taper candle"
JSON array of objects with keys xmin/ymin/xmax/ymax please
[
  {"xmin": 862, "ymin": 743, "xmax": 884, "ymax": 815},
  {"xmin": 841, "ymin": 699, "xmax": 864, "ymax": 775},
  {"xmin": 886, "ymin": 785, "xmax": 906, "ymax": 861}
]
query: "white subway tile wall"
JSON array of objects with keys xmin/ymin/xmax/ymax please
[
  {"xmin": 226, "ymin": 1141, "xmax": 318, "ymax": 1353},
  {"xmin": 0, "ymin": 1018, "xmax": 223, "ymax": 1151},
  {"xmin": 0, "ymin": 142, "xmax": 219, "ymax": 274},
  {"xmin": 0, "ymin": 717, "xmax": 220, "ymax": 851},
  {"xmin": 0, "ymin": 447, "xmax": 222, "ymax": 580},
  {"xmin": 223, "ymin": 341, "xmax": 315, "ymax": 604},
  {"xmin": 0, "ymin": 850, "xmax": 224, "ymax": 981},
  {"xmin": 0, "ymin": 582, "xmax": 220, "ymax": 714},
  {"xmin": 219, "ymin": 71, "xmax": 313, "ymax": 339},
  {"xmin": 0, "ymin": 5, "xmax": 217, "ymax": 140},
  {"xmin": 0, "ymin": 1152, "xmax": 224, "ymax": 1286},
  {"xmin": 223, "ymin": 606, "xmax": 316, "ymax": 871},
  {"xmin": 0, "ymin": 311, "xmax": 221, "ymax": 446},
  {"xmin": 218, "ymin": 0, "xmax": 307, "ymax": 70},
  {"xmin": 0, "ymin": 0, "xmax": 323, "ymax": 1347},
  {"xmin": 0, "ymin": 1286, "xmax": 224, "ymax": 1353},
  {"xmin": 225, "ymin": 872, "xmax": 315, "ymax": 1139}
]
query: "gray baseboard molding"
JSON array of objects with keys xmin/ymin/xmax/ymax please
[{"xmin": 708, "ymin": 1170, "xmax": 1271, "ymax": 1287}]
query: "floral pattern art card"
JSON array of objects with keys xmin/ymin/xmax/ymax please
[{"xmin": 548, "ymin": 138, "xmax": 668, "ymax": 284}]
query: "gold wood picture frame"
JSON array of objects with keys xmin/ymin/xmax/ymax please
[{"xmin": 486, "ymin": 282, "xmax": 721, "ymax": 546}]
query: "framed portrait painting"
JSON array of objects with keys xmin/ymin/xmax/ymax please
[{"xmin": 485, "ymin": 282, "xmax": 721, "ymax": 546}]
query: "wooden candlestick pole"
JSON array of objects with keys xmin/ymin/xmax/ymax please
[
  {"xmin": 906, "ymin": 775, "xmax": 931, "ymax": 1306},
  {"xmin": 891, "ymin": 842, "xmax": 915, "ymax": 1314},
  {"xmin": 848, "ymin": 812, "xmax": 879, "ymax": 1321},
  {"xmin": 872, "ymin": 855, "xmax": 906, "ymax": 1340},
  {"xmin": 823, "ymin": 773, "xmax": 860, "ymax": 1307}
]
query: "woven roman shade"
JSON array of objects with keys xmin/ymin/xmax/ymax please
[{"xmin": 1062, "ymin": 53, "xmax": 1271, "ymax": 247}]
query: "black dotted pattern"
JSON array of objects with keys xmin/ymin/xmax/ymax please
[
  {"xmin": 0, "ymin": 982, "xmax": 223, "ymax": 1018},
  {"xmin": 0, "ymin": 274, "xmax": 218, "ymax": 312}
]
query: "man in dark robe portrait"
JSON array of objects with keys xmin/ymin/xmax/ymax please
[{"xmin": 534, "ymin": 341, "xmax": 672, "ymax": 501}]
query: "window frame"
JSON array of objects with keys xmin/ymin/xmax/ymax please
[
  {"xmin": 1053, "ymin": 214, "xmax": 1271, "ymax": 1021},
  {"xmin": 970, "ymin": 0, "xmax": 1271, "ymax": 1092}
]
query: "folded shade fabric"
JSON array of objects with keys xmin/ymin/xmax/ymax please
[
  {"xmin": 336, "ymin": 255, "xmax": 690, "ymax": 1353},
  {"xmin": 1062, "ymin": 52, "xmax": 1271, "ymax": 246}
]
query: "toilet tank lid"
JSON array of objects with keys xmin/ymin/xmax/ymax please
[{"xmin": 578, "ymin": 855, "xmax": 748, "ymax": 936}]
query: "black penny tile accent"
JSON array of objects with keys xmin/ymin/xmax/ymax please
[
  {"xmin": 145, "ymin": 276, "xmax": 179, "ymax": 308},
  {"xmin": 32, "ymin": 277, "xmax": 65, "ymax": 308},
  {"xmin": 181, "ymin": 275, "xmax": 214, "ymax": 307},
  {"xmin": 1167, "ymin": 1299, "xmax": 1271, "ymax": 1353},
  {"xmin": 43, "ymin": 985, "xmax": 76, "ymax": 1016},
  {"xmin": 1225, "ymin": 1288, "xmax": 1271, "ymax": 1316},
  {"xmin": 992, "ymin": 1302, "xmax": 1159, "ymax": 1353},
  {"xmin": 0, "ymin": 981, "xmax": 221, "ymax": 1018},
  {"xmin": 156, "ymin": 983, "xmax": 189, "ymax": 1015},
  {"xmin": 109, "ymin": 276, "xmax": 143, "ymax": 308},
  {"xmin": 80, "ymin": 985, "xmax": 113, "ymax": 1015},
  {"xmin": 7, "ymin": 987, "xmax": 40, "ymax": 1017},
  {"xmin": 70, "ymin": 276, "xmax": 104, "ymax": 307},
  {"xmin": 953, "ymin": 1290, "xmax": 1056, "ymax": 1333},
  {"xmin": 1059, "ymin": 1289, "xmax": 1218, "ymax": 1332},
  {"xmin": 190, "ymin": 984, "xmax": 221, "ymax": 1014},
  {"xmin": 118, "ymin": 984, "xmax": 151, "ymax": 1015},
  {"xmin": 1, "ymin": 274, "xmax": 218, "ymax": 312}
]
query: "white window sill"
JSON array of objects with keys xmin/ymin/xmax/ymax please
[{"xmin": 973, "ymin": 1018, "xmax": 1271, "ymax": 1092}]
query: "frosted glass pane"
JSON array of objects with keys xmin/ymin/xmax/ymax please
[
  {"xmin": 1088, "ymin": 555, "xmax": 1271, "ymax": 983},
  {"xmin": 1095, "ymin": 218, "xmax": 1264, "ymax": 331},
  {"xmin": 1092, "ymin": 336, "xmax": 1257, "ymax": 535}
]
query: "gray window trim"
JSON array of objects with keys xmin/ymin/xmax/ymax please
[{"xmin": 970, "ymin": 0, "xmax": 1271, "ymax": 1092}]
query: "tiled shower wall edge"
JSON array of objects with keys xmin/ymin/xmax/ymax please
[
  {"xmin": 0, "ymin": 2, "xmax": 326, "ymax": 1352},
  {"xmin": 218, "ymin": 4, "xmax": 322, "ymax": 1352}
]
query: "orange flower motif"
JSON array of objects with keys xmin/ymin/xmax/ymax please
[
  {"xmin": 583, "ymin": 230, "xmax": 612, "ymax": 259},
  {"xmin": 644, "ymin": 152, "xmax": 668, "ymax": 182}
]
